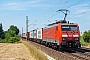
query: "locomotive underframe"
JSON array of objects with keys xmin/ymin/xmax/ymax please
[{"xmin": 61, "ymin": 41, "xmax": 81, "ymax": 48}]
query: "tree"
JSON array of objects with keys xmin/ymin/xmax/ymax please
[
  {"xmin": 5, "ymin": 25, "xmax": 20, "ymax": 43},
  {"xmin": 0, "ymin": 23, "xmax": 5, "ymax": 39},
  {"xmin": 8, "ymin": 25, "xmax": 19, "ymax": 35},
  {"xmin": 83, "ymin": 30, "xmax": 90, "ymax": 43},
  {"xmin": 0, "ymin": 24, "xmax": 20, "ymax": 43}
]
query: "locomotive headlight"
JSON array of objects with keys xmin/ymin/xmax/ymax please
[
  {"xmin": 62, "ymin": 37, "xmax": 66, "ymax": 40},
  {"xmin": 75, "ymin": 37, "xmax": 78, "ymax": 40}
]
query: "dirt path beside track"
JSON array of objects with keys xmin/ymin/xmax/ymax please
[{"xmin": 0, "ymin": 43, "xmax": 36, "ymax": 60}]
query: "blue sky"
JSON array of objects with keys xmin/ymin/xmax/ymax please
[{"xmin": 0, "ymin": 0, "xmax": 90, "ymax": 33}]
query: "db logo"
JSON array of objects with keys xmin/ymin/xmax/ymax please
[{"xmin": 69, "ymin": 35, "xmax": 72, "ymax": 37}]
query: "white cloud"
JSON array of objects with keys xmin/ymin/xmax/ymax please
[
  {"xmin": 0, "ymin": 1, "xmax": 39, "ymax": 10},
  {"xmin": 0, "ymin": 0, "xmax": 53, "ymax": 10},
  {"xmin": 4, "ymin": 2, "xmax": 18, "ymax": 6},
  {"xmin": 1, "ymin": 2, "xmax": 26, "ymax": 10}
]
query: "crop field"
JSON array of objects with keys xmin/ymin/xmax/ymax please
[{"xmin": 0, "ymin": 43, "xmax": 36, "ymax": 60}]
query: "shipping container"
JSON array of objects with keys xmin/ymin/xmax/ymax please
[
  {"xmin": 26, "ymin": 32, "xmax": 30, "ymax": 38},
  {"xmin": 37, "ymin": 28, "xmax": 43, "ymax": 39},
  {"xmin": 30, "ymin": 31, "xmax": 34, "ymax": 38},
  {"xmin": 33, "ymin": 30, "xmax": 37, "ymax": 38},
  {"xmin": 22, "ymin": 33, "xmax": 26, "ymax": 37}
]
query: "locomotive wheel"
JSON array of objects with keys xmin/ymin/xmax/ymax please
[
  {"xmin": 71, "ymin": 43, "xmax": 74, "ymax": 48},
  {"xmin": 51, "ymin": 43, "xmax": 54, "ymax": 49},
  {"xmin": 54, "ymin": 44, "xmax": 57, "ymax": 49},
  {"xmin": 58, "ymin": 45, "xmax": 62, "ymax": 51},
  {"xmin": 45, "ymin": 42, "xmax": 48, "ymax": 47},
  {"xmin": 75, "ymin": 45, "xmax": 78, "ymax": 48},
  {"xmin": 48, "ymin": 43, "xmax": 52, "ymax": 48},
  {"xmin": 79, "ymin": 44, "xmax": 81, "ymax": 48}
]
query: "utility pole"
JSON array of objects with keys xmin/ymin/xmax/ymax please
[
  {"xmin": 21, "ymin": 27, "xmax": 23, "ymax": 40},
  {"xmin": 26, "ymin": 16, "xmax": 29, "ymax": 40},
  {"xmin": 22, "ymin": 27, "xmax": 23, "ymax": 37}
]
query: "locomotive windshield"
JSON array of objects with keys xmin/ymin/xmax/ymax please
[{"xmin": 62, "ymin": 25, "xmax": 78, "ymax": 31}]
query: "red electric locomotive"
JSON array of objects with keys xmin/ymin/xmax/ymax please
[{"xmin": 42, "ymin": 20, "xmax": 81, "ymax": 49}]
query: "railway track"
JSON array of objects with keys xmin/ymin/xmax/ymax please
[
  {"xmin": 23, "ymin": 38, "xmax": 90, "ymax": 60},
  {"xmin": 63, "ymin": 49, "xmax": 90, "ymax": 60},
  {"xmin": 71, "ymin": 52, "xmax": 90, "ymax": 60},
  {"xmin": 75, "ymin": 48, "xmax": 90, "ymax": 57}
]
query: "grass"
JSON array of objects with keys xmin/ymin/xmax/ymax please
[
  {"xmin": 0, "ymin": 39, "xmax": 21, "ymax": 43},
  {"xmin": 0, "ymin": 37, "xmax": 20, "ymax": 43},
  {"xmin": 21, "ymin": 39, "xmax": 48, "ymax": 60},
  {"xmin": 80, "ymin": 36, "xmax": 90, "ymax": 48},
  {"xmin": 0, "ymin": 39, "xmax": 6, "ymax": 43}
]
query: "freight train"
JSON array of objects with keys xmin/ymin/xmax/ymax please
[{"xmin": 22, "ymin": 20, "xmax": 81, "ymax": 50}]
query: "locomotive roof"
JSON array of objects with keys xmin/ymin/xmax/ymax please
[
  {"xmin": 48, "ymin": 21, "xmax": 78, "ymax": 26},
  {"xmin": 60, "ymin": 23, "xmax": 78, "ymax": 25},
  {"xmin": 53, "ymin": 23, "xmax": 78, "ymax": 27}
]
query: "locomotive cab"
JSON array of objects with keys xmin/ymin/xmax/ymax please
[{"xmin": 60, "ymin": 23, "xmax": 81, "ymax": 48}]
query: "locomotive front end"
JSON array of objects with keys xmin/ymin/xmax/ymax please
[{"xmin": 61, "ymin": 24, "xmax": 81, "ymax": 48}]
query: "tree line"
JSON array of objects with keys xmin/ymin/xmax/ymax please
[
  {"xmin": 0, "ymin": 23, "xmax": 20, "ymax": 43},
  {"xmin": 83, "ymin": 30, "xmax": 90, "ymax": 43}
]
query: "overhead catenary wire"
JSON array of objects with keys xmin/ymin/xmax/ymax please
[
  {"xmin": 43, "ymin": 0, "xmax": 85, "ymax": 28},
  {"xmin": 36, "ymin": 0, "xmax": 69, "ymax": 25},
  {"xmin": 68, "ymin": 7, "xmax": 90, "ymax": 18},
  {"xmin": 48, "ymin": 20, "xmax": 52, "ymax": 23},
  {"xmin": 77, "ymin": 7, "xmax": 90, "ymax": 15},
  {"xmin": 30, "ymin": 0, "xmax": 65, "ymax": 29},
  {"xmin": 54, "ymin": 0, "xmax": 83, "ymax": 18},
  {"xmin": 36, "ymin": 0, "xmax": 64, "ymax": 21},
  {"xmin": 54, "ymin": 0, "xmax": 84, "ymax": 19},
  {"xmin": 61, "ymin": 1, "xmax": 69, "ymax": 9},
  {"xmin": 29, "ymin": 20, "xmax": 37, "ymax": 26},
  {"xmin": 66, "ymin": 0, "xmax": 84, "ymax": 9},
  {"xmin": 40, "ymin": 0, "xmax": 84, "ymax": 24},
  {"xmin": 41, "ymin": 0, "xmax": 64, "ymax": 16},
  {"xmin": 32, "ymin": 0, "xmax": 84, "ymax": 29},
  {"xmin": 36, "ymin": 12, "xmax": 60, "ymax": 25}
]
